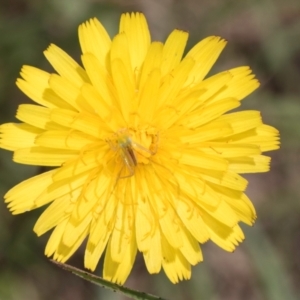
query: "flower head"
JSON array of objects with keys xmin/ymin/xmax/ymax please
[{"xmin": 1, "ymin": 12, "xmax": 279, "ymax": 284}]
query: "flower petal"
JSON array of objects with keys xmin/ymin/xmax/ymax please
[
  {"xmin": 0, "ymin": 123, "xmax": 42, "ymax": 151},
  {"xmin": 103, "ymin": 233, "xmax": 137, "ymax": 284},
  {"xmin": 44, "ymin": 44, "xmax": 89, "ymax": 87},
  {"xmin": 17, "ymin": 66, "xmax": 73, "ymax": 109},
  {"xmin": 35, "ymin": 130, "xmax": 98, "ymax": 150},
  {"xmin": 161, "ymin": 29, "xmax": 189, "ymax": 77},
  {"xmin": 50, "ymin": 108, "xmax": 106, "ymax": 139},
  {"xmin": 16, "ymin": 104, "xmax": 65, "ymax": 130},
  {"xmin": 185, "ymin": 36, "xmax": 227, "ymax": 85},
  {"xmin": 34, "ymin": 192, "xmax": 75, "ymax": 236},
  {"xmin": 143, "ymin": 227, "xmax": 162, "ymax": 274},
  {"xmin": 228, "ymin": 155, "xmax": 271, "ymax": 173},
  {"xmin": 119, "ymin": 12, "xmax": 151, "ymax": 71},
  {"xmin": 14, "ymin": 147, "xmax": 78, "ymax": 166},
  {"xmin": 161, "ymin": 235, "xmax": 191, "ymax": 284},
  {"xmin": 5, "ymin": 170, "xmax": 56, "ymax": 214},
  {"xmin": 79, "ymin": 18, "xmax": 111, "ymax": 68}
]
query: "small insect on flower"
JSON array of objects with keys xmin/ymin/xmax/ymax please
[
  {"xmin": 115, "ymin": 133, "xmax": 138, "ymax": 178},
  {"xmin": 106, "ymin": 129, "xmax": 155, "ymax": 179}
]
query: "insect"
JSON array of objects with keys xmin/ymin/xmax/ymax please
[
  {"xmin": 107, "ymin": 129, "xmax": 159, "ymax": 180},
  {"xmin": 116, "ymin": 134, "xmax": 137, "ymax": 178}
]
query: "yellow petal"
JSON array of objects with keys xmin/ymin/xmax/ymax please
[
  {"xmin": 37, "ymin": 171, "xmax": 92, "ymax": 207},
  {"xmin": 88, "ymin": 178, "xmax": 118, "ymax": 247},
  {"xmin": 178, "ymin": 227, "xmax": 203, "ymax": 265},
  {"xmin": 201, "ymin": 199, "xmax": 239, "ymax": 228},
  {"xmin": 110, "ymin": 197, "xmax": 134, "ymax": 262},
  {"xmin": 156, "ymin": 56, "xmax": 195, "ymax": 111},
  {"xmin": 185, "ymin": 36, "xmax": 226, "ymax": 86},
  {"xmin": 210, "ymin": 183, "xmax": 256, "ymax": 225},
  {"xmin": 218, "ymin": 110, "xmax": 262, "ymax": 135},
  {"xmin": 79, "ymin": 18, "xmax": 111, "ymax": 68},
  {"xmin": 52, "ymin": 151, "xmax": 102, "ymax": 181},
  {"xmin": 48, "ymin": 74, "xmax": 83, "ymax": 111},
  {"xmin": 199, "ymin": 169, "xmax": 248, "ymax": 191},
  {"xmin": 181, "ymin": 70, "xmax": 233, "ymax": 113},
  {"xmin": 137, "ymin": 68, "xmax": 161, "ymax": 123},
  {"xmin": 198, "ymin": 143, "xmax": 261, "ymax": 158},
  {"xmin": 14, "ymin": 147, "xmax": 78, "ymax": 166},
  {"xmin": 16, "ymin": 104, "xmax": 64, "ymax": 130},
  {"xmin": 203, "ymin": 213, "xmax": 244, "ymax": 252},
  {"xmin": 180, "ymin": 97, "xmax": 241, "ymax": 128},
  {"xmin": 143, "ymin": 228, "xmax": 162, "ymax": 274},
  {"xmin": 17, "ymin": 66, "xmax": 73, "ymax": 109},
  {"xmin": 135, "ymin": 195, "xmax": 155, "ymax": 252},
  {"xmin": 179, "ymin": 149, "xmax": 228, "ymax": 171},
  {"xmin": 44, "ymin": 44, "xmax": 89, "ymax": 87},
  {"xmin": 211, "ymin": 67, "xmax": 260, "ymax": 102},
  {"xmin": 53, "ymin": 225, "xmax": 89, "ymax": 262},
  {"xmin": 161, "ymin": 29, "xmax": 189, "ymax": 77},
  {"xmin": 85, "ymin": 226, "xmax": 112, "ymax": 271},
  {"xmin": 35, "ymin": 130, "xmax": 97, "ymax": 150},
  {"xmin": 157, "ymin": 201, "xmax": 183, "ymax": 249},
  {"xmin": 5, "ymin": 170, "xmax": 56, "ymax": 214},
  {"xmin": 62, "ymin": 213, "xmax": 92, "ymax": 247},
  {"xmin": 180, "ymin": 122, "xmax": 233, "ymax": 144},
  {"xmin": 45, "ymin": 219, "xmax": 68, "ymax": 257},
  {"xmin": 84, "ymin": 176, "xmax": 118, "ymax": 271},
  {"xmin": 229, "ymin": 124, "xmax": 280, "ymax": 152},
  {"xmin": 50, "ymin": 108, "xmax": 106, "ymax": 139},
  {"xmin": 228, "ymin": 155, "xmax": 271, "ymax": 173},
  {"xmin": 81, "ymin": 83, "xmax": 121, "ymax": 130},
  {"xmin": 110, "ymin": 58, "xmax": 135, "ymax": 122},
  {"xmin": 0, "ymin": 123, "xmax": 42, "ymax": 151},
  {"xmin": 119, "ymin": 12, "xmax": 151, "ymax": 71},
  {"xmin": 161, "ymin": 236, "xmax": 191, "ymax": 284},
  {"xmin": 138, "ymin": 41, "xmax": 163, "ymax": 90},
  {"xmin": 34, "ymin": 192, "xmax": 77, "ymax": 236},
  {"xmin": 110, "ymin": 33, "xmax": 135, "ymax": 86},
  {"xmin": 103, "ymin": 234, "xmax": 137, "ymax": 284},
  {"xmin": 81, "ymin": 53, "xmax": 116, "ymax": 107},
  {"xmin": 176, "ymin": 200, "xmax": 210, "ymax": 243}
]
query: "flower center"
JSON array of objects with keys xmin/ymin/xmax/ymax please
[{"xmin": 105, "ymin": 128, "xmax": 159, "ymax": 178}]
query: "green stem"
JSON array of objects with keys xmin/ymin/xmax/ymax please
[{"xmin": 51, "ymin": 260, "xmax": 167, "ymax": 300}]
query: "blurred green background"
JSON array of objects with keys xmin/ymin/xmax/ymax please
[{"xmin": 0, "ymin": 0, "xmax": 299, "ymax": 299}]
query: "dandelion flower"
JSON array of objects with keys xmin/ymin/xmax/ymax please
[{"xmin": 0, "ymin": 12, "xmax": 279, "ymax": 284}]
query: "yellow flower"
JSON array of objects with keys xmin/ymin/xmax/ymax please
[{"xmin": 1, "ymin": 12, "xmax": 279, "ymax": 284}]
